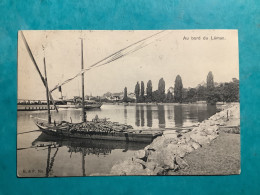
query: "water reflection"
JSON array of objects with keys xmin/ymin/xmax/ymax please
[
  {"xmin": 32, "ymin": 133, "xmax": 148, "ymax": 177},
  {"xmin": 187, "ymin": 105, "xmax": 198, "ymax": 122},
  {"xmin": 140, "ymin": 106, "xmax": 145, "ymax": 127},
  {"xmin": 146, "ymin": 105, "xmax": 153, "ymax": 127},
  {"xmin": 133, "ymin": 104, "xmax": 218, "ymax": 129},
  {"xmin": 174, "ymin": 105, "xmax": 183, "ymax": 127},
  {"xmin": 207, "ymin": 104, "xmax": 217, "ymax": 117},
  {"xmin": 135, "ymin": 105, "xmax": 140, "ymax": 127},
  {"xmin": 45, "ymin": 146, "xmax": 59, "ymax": 177},
  {"xmin": 124, "ymin": 105, "xmax": 127, "ymax": 124},
  {"xmin": 158, "ymin": 105, "xmax": 166, "ymax": 128}
]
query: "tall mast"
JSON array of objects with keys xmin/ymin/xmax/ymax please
[
  {"xmin": 43, "ymin": 57, "xmax": 51, "ymax": 124},
  {"xmin": 81, "ymin": 39, "xmax": 86, "ymax": 122}
]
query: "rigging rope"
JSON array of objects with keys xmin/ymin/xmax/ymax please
[{"xmin": 50, "ymin": 30, "xmax": 171, "ymax": 92}]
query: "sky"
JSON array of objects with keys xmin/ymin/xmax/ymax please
[{"xmin": 18, "ymin": 30, "xmax": 239, "ymax": 100}]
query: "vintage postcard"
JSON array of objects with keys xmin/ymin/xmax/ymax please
[{"xmin": 17, "ymin": 30, "xmax": 240, "ymax": 177}]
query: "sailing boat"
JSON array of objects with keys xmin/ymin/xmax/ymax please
[
  {"xmin": 21, "ymin": 32, "xmax": 162, "ymax": 143},
  {"xmin": 57, "ymin": 98, "xmax": 103, "ymax": 110},
  {"xmin": 57, "ymin": 81, "xmax": 103, "ymax": 110}
]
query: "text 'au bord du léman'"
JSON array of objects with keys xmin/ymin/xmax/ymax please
[{"xmin": 183, "ymin": 36, "xmax": 225, "ymax": 41}]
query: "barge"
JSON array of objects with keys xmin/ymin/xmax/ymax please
[{"xmin": 32, "ymin": 116, "xmax": 162, "ymax": 143}]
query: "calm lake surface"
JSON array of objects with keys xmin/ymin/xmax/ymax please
[{"xmin": 17, "ymin": 103, "xmax": 221, "ymax": 177}]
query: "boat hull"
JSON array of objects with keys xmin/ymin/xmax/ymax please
[
  {"xmin": 57, "ymin": 104, "xmax": 102, "ymax": 110},
  {"xmin": 35, "ymin": 122, "xmax": 161, "ymax": 143}
]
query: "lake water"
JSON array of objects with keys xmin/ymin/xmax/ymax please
[{"xmin": 17, "ymin": 103, "xmax": 220, "ymax": 177}]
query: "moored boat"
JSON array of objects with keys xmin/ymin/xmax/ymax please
[
  {"xmin": 31, "ymin": 116, "xmax": 162, "ymax": 143},
  {"xmin": 57, "ymin": 101, "xmax": 102, "ymax": 110}
]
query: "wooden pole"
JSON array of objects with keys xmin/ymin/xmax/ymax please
[
  {"xmin": 43, "ymin": 57, "xmax": 51, "ymax": 124},
  {"xmin": 82, "ymin": 150, "xmax": 86, "ymax": 176},
  {"xmin": 20, "ymin": 31, "xmax": 59, "ymax": 112},
  {"xmin": 45, "ymin": 146, "xmax": 51, "ymax": 177},
  {"xmin": 81, "ymin": 39, "xmax": 86, "ymax": 122}
]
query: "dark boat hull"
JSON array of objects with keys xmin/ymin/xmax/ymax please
[{"xmin": 35, "ymin": 122, "xmax": 161, "ymax": 143}]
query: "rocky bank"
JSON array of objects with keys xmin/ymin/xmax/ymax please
[{"xmin": 110, "ymin": 103, "xmax": 240, "ymax": 175}]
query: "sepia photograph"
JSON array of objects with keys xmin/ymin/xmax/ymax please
[{"xmin": 17, "ymin": 30, "xmax": 240, "ymax": 177}]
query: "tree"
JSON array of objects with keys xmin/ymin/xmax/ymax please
[
  {"xmin": 140, "ymin": 81, "xmax": 145, "ymax": 102},
  {"xmin": 222, "ymin": 79, "xmax": 239, "ymax": 102},
  {"xmin": 197, "ymin": 85, "xmax": 207, "ymax": 101},
  {"xmin": 123, "ymin": 87, "xmax": 128, "ymax": 102},
  {"xmin": 174, "ymin": 75, "xmax": 183, "ymax": 103},
  {"xmin": 206, "ymin": 71, "xmax": 216, "ymax": 104},
  {"xmin": 146, "ymin": 80, "xmax": 153, "ymax": 102},
  {"xmin": 186, "ymin": 88, "xmax": 197, "ymax": 102},
  {"xmin": 182, "ymin": 88, "xmax": 188, "ymax": 102},
  {"xmin": 166, "ymin": 91, "xmax": 174, "ymax": 102},
  {"xmin": 214, "ymin": 84, "xmax": 224, "ymax": 103},
  {"xmin": 152, "ymin": 90, "xmax": 160, "ymax": 102},
  {"xmin": 207, "ymin": 71, "xmax": 214, "ymax": 90},
  {"xmin": 158, "ymin": 78, "xmax": 166, "ymax": 102},
  {"xmin": 134, "ymin": 82, "xmax": 140, "ymax": 102}
]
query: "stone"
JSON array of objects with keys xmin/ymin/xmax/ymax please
[
  {"xmin": 164, "ymin": 137, "xmax": 179, "ymax": 145},
  {"xmin": 153, "ymin": 166, "xmax": 167, "ymax": 175},
  {"xmin": 205, "ymin": 125, "xmax": 219, "ymax": 134},
  {"xmin": 219, "ymin": 121, "xmax": 226, "ymax": 126},
  {"xmin": 175, "ymin": 156, "xmax": 189, "ymax": 169},
  {"xmin": 200, "ymin": 131, "xmax": 208, "ymax": 136},
  {"xmin": 190, "ymin": 133, "xmax": 210, "ymax": 145},
  {"xmin": 207, "ymin": 120, "xmax": 215, "ymax": 126},
  {"xmin": 207, "ymin": 134, "xmax": 218, "ymax": 141},
  {"xmin": 134, "ymin": 149, "xmax": 147, "ymax": 159},
  {"xmin": 164, "ymin": 143, "xmax": 192, "ymax": 158},
  {"xmin": 177, "ymin": 137, "xmax": 188, "ymax": 145},
  {"xmin": 147, "ymin": 146, "xmax": 179, "ymax": 170},
  {"xmin": 145, "ymin": 161, "xmax": 158, "ymax": 171},
  {"xmin": 192, "ymin": 127, "xmax": 200, "ymax": 133},
  {"xmin": 163, "ymin": 133, "xmax": 178, "ymax": 139},
  {"xmin": 182, "ymin": 132, "xmax": 192, "ymax": 140},
  {"xmin": 147, "ymin": 150, "xmax": 164, "ymax": 164},
  {"xmin": 145, "ymin": 168, "xmax": 156, "ymax": 175},
  {"xmin": 110, "ymin": 159, "xmax": 147, "ymax": 175},
  {"xmin": 189, "ymin": 140, "xmax": 201, "ymax": 149},
  {"xmin": 183, "ymin": 135, "xmax": 191, "ymax": 142},
  {"xmin": 177, "ymin": 149, "xmax": 186, "ymax": 158},
  {"xmin": 133, "ymin": 158, "xmax": 146, "ymax": 165},
  {"xmin": 146, "ymin": 136, "xmax": 165, "ymax": 151},
  {"xmin": 180, "ymin": 144, "xmax": 194, "ymax": 155},
  {"xmin": 163, "ymin": 156, "xmax": 176, "ymax": 169}
]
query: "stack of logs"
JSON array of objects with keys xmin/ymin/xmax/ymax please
[{"xmin": 68, "ymin": 117, "xmax": 133, "ymax": 134}]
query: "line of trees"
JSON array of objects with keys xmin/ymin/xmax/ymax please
[{"xmin": 123, "ymin": 71, "xmax": 239, "ymax": 104}]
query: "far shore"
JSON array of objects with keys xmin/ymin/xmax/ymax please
[{"xmin": 102, "ymin": 102, "xmax": 235, "ymax": 106}]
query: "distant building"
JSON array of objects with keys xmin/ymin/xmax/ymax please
[
  {"xmin": 102, "ymin": 92, "xmax": 123, "ymax": 101},
  {"xmin": 102, "ymin": 91, "xmax": 137, "ymax": 101},
  {"xmin": 128, "ymin": 93, "xmax": 136, "ymax": 100},
  {"xmin": 167, "ymin": 87, "xmax": 174, "ymax": 95}
]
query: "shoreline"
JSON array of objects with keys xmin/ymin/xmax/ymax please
[
  {"xmin": 109, "ymin": 103, "xmax": 240, "ymax": 175},
  {"xmin": 102, "ymin": 102, "xmax": 231, "ymax": 106}
]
